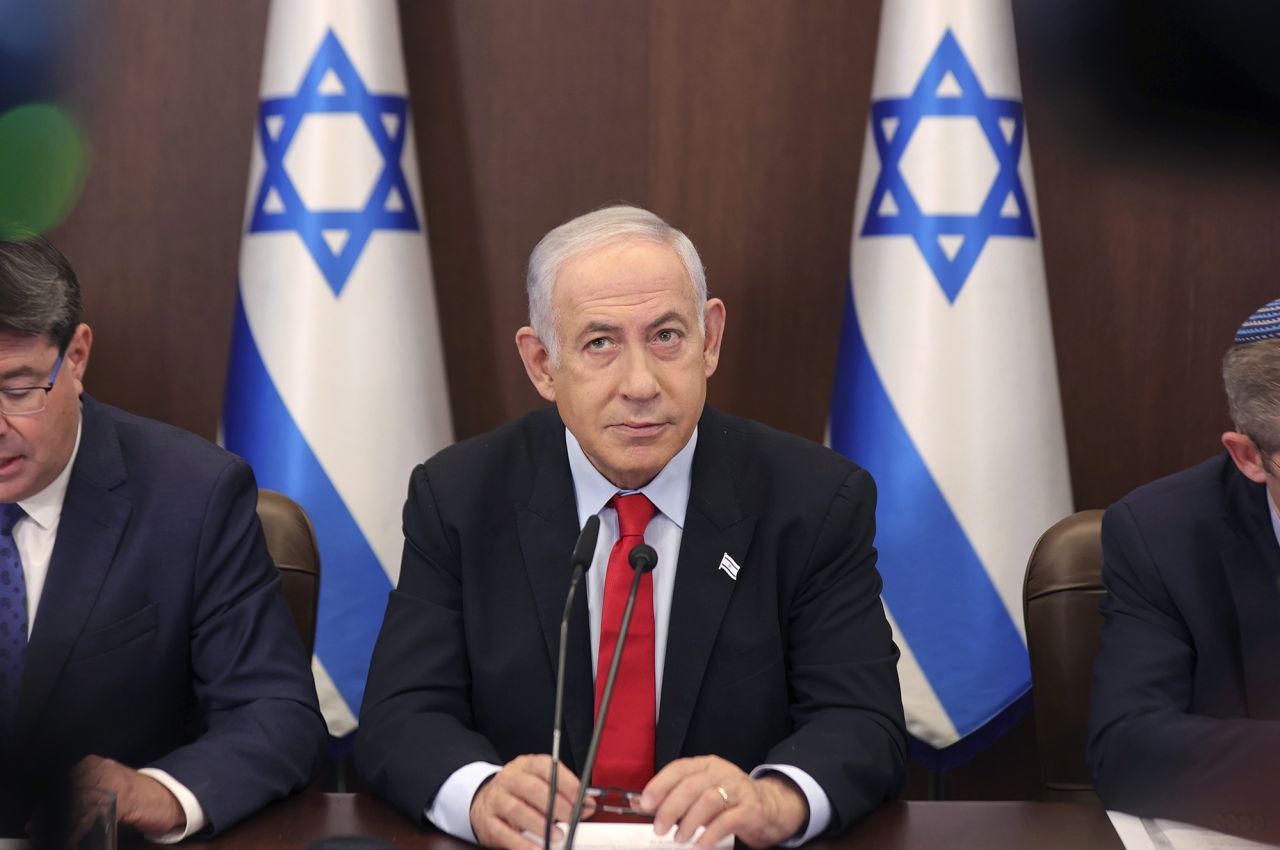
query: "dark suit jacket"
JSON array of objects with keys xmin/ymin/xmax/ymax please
[
  {"xmin": 0, "ymin": 395, "xmax": 325, "ymax": 837},
  {"xmin": 1088, "ymin": 453, "xmax": 1280, "ymax": 839},
  {"xmin": 357, "ymin": 406, "xmax": 906, "ymax": 836}
]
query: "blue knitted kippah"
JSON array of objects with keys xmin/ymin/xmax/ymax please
[{"xmin": 1234, "ymin": 299, "xmax": 1280, "ymax": 346}]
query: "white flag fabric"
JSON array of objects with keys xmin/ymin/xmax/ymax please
[
  {"xmin": 223, "ymin": 0, "xmax": 452, "ymax": 736},
  {"xmin": 829, "ymin": 0, "xmax": 1072, "ymax": 753}
]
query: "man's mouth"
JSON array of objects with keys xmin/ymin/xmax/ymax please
[
  {"xmin": 612, "ymin": 421, "xmax": 669, "ymax": 438},
  {"xmin": 0, "ymin": 455, "xmax": 23, "ymax": 476}
]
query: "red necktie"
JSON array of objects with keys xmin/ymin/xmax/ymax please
[{"xmin": 593, "ymin": 493, "xmax": 657, "ymax": 790}]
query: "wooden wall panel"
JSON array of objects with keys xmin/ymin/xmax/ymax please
[
  {"xmin": 1014, "ymin": 0, "xmax": 1280, "ymax": 509},
  {"xmin": 1030, "ymin": 126, "xmax": 1280, "ymax": 509},
  {"xmin": 644, "ymin": 2, "xmax": 878, "ymax": 437},
  {"xmin": 50, "ymin": 1, "xmax": 268, "ymax": 438},
  {"xmin": 403, "ymin": 1, "xmax": 653, "ymax": 436}
]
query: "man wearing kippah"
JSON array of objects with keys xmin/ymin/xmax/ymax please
[{"xmin": 1088, "ymin": 299, "xmax": 1280, "ymax": 841}]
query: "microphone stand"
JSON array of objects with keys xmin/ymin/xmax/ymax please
[
  {"xmin": 545, "ymin": 562, "xmax": 586, "ymax": 849},
  {"xmin": 544, "ymin": 516, "xmax": 600, "ymax": 850},
  {"xmin": 563, "ymin": 544, "xmax": 657, "ymax": 850}
]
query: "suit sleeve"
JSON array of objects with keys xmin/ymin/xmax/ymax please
[
  {"xmin": 356, "ymin": 463, "xmax": 503, "ymax": 823},
  {"xmin": 1087, "ymin": 502, "xmax": 1280, "ymax": 840},
  {"xmin": 145, "ymin": 458, "xmax": 326, "ymax": 835},
  {"xmin": 765, "ymin": 467, "xmax": 907, "ymax": 835}
]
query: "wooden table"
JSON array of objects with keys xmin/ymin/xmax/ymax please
[{"xmin": 126, "ymin": 793, "xmax": 1123, "ymax": 849}]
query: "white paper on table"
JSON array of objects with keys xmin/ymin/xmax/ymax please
[
  {"xmin": 539, "ymin": 821, "xmax": 734, "ymax": 850},
  {"xmin": 1108, "ymin": 810, "xmax": 1280, "ymax": 850}
]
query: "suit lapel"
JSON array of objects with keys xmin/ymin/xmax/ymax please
[
  {"xmin": 19, "ymin": 396, "xmax": 130, "ymax": 733},
  {"xmin": 514, "ymin": 414, "xmax": 594, "ymax": 771},
  {"xmin": 657, "ymin": 412, "xmax": 756, "ymax": 766},
  {"xmin": 1220, "ymin": 461, "xmax": 1280, "ymax": 717}
]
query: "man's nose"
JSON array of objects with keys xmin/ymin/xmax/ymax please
[{"xmin": 619, "ymin": 346, "xmax": 660, "ymax": 401}]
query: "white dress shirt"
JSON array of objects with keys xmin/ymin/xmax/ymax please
[
  {"xmin": 426, "ymin": 427, "xmax": 832, "ymax": 844},
  {"xmin": 15, "ymin": 418, "xmax": 204, "ymax": 844}
]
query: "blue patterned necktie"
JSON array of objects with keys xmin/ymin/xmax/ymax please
[{"xmin": 0, "ymin": 502, "xmax": 26, "ymax": 727}]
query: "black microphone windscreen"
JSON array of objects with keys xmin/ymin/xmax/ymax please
[
  {"xmin": 628, "ymin": 543, "xmax": 658, "ymax": 574},
  {"xmin": 572, "ymin": 515, "xmax": 601, "ymax": 571}
]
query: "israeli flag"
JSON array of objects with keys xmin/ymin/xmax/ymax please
[
  {"xmin": 830, "ymin": 0, "xmax": 1072, "ymax": 755},
  {"xmin": 223, "ymin": 0, "xmax": 453, "ymax": 736}
]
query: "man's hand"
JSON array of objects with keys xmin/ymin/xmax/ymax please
[
  {"xmin": 639, "ymin": 756, "xmax": 809, "ymax": 850},
  {"xmin": 71, "ymin": 755, "xmax": 186, "ymax": 837},
  {"xmin": 470, "ymin": 755, "xmax": 588, "ymax": 850}
]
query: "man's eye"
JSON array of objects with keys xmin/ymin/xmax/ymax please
[
  {"xmin": 1, "ymin": 388, "xmax": 33, "ymax": 400},
  {"xmin": 655, "ymin": 330, "xmax": 680, "ymax": 344},
  {"xmin": 586, "ymin": 338, "xmax": 610, "ymax": 351}
]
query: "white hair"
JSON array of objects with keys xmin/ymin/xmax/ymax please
[{"xmin": 526, "ymin": 204, "xmax": 707, "ymax": 364}]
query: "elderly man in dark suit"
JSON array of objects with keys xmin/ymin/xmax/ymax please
[
  {"xmin": 357, "ymin": 205, "xmax": 906, "ymax": 850},
  {"xmin": 0, "ymin": 235, "xmax": 325, "ymax": 841},
  {"xmin": 1089, "ymin": 299, "xmax": 1280, "ymax": 841}
]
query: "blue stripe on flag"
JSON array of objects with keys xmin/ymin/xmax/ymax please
[
  {"xmin": 223, "ymin": 293, "xmax": 393, "ymax": 716},
  {"xmin": 829, "ymin": 283, "xmax": 1029, "ymax": 736}
]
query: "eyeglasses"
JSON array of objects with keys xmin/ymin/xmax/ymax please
[{"xmin": 0, "ymin": 353, "xmax": 63, "ymax": 417}]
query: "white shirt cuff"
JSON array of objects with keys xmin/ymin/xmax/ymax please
[
  {"xmin": 136, "ymin": 768, "xmax": 206, "ymax": 843},
  {"xmin": 751, "ymin": 764, "xmax": 832, "ymax": 847},
  {"xmin": 424, "ymin": 761, "xmax": 502, "ymax": 843}
]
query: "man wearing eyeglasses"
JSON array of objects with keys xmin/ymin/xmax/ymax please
[
  {"xmin": 1088, "ymin": 299, "xmax": 1280, "ymax": 841},
  {"xmin": 0, "ymin": 235, "xmax": 325, "ymax": 842}
]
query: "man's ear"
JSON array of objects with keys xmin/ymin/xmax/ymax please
[
  {"xmin": 64, "ymin": 323, "xmax": 92, "ymax": 389},
  {"xmin": 701, "ymin": 298, "xmax": 726, "ymax": 378},
  {"xmin": 1223, "ymin": 430, "xmax": 1268, "ymax": 484},
  {"xmin": 515, "ymin": 326, "xmax": 557, "ymax": 402}
]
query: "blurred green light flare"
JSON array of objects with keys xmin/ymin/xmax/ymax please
[{"xmin": 0, "ymin": 102, "xmax": 88, "ymax": 238}]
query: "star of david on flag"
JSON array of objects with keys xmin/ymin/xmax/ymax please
[
  {"xmin": 225, "ymin": 0, "xmax": 453, "ymax": 738},
  {"xmin": 830, "ymin": 1, "xmax": 1072, "ymax": 765},
  {"xmin": 861, "ymin": 29, "xmax": 1034, "ymax": 303},
  {"xmin": 249, "ymin": 28, "xmax": 419, "ymax": 295}
]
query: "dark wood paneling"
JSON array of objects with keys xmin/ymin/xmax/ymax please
[
  {"xmin": 1013, "ymin": 0, "xmax": 1280, "ymax": 509},
  {"xmin": 50, "ymin": 1, "xmax": 269, "ymax": 438},
  {"xmin": 405, "ymin": 1, "xmax": 881, "ymax": 442},
  {"xmin": 404, "ymin": 0, "xmax": 653, "ymax": 437},
  {"xmin": 644, "ymin": 2, "xmax": 879, "ymax": 439}
]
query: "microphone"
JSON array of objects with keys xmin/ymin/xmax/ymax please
[
  {"xmin": 628, "ymin": 544, "xmax": 658, "ymax": 574},
  {"xmin": 544, "ymin": 515, "xmax": 601, "ymax": 850},
  {"xmin": 564, "ymin": 543, "xmax": 659, "ymax": 850}
]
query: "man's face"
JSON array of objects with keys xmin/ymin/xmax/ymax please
[
  {"xmin": 516, "ymin": 238, "xmax": 725, "ymax": 490},
  {"xmin": 0, "ymin": 324, "xmax": 91, "ymax": 503}
]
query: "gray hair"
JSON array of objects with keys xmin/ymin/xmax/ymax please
[
  {"xmin": 526, "ymin": 204, "xmax": 707, "ymax": 364},
  {"xmin": 0, "ymin": 233, "xmax": 83, "ymax": 351},
  {"xmin": 1223, "ymin": 338, "xmax": 1280, "ymax": 450}
]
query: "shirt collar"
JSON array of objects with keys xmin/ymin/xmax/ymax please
[
  {"xmin": 566, "ymin": 425, "xmax": 697, "ymax": 530},
  {"xmin": 20, "ymin": 416, "xmax": 83, "ymax": 531}
]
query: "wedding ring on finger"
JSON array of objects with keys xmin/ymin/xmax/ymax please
[{"xmin": 713, "ymin": 785, "xmax": 731, "ymax": 807}]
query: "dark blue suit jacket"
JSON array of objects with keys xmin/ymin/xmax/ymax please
[
  {"xmin": 0, "ymin": 396, "xmax": 325, "ymax": 837},
  {"xmin": 1088, "ymin": 453, "xmax": 1280, "ymax": 839},
  {"xmin": 357, "ymin": 406, "xmax": 906, "ymax": 837}
]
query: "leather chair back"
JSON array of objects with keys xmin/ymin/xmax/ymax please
[
  {"xmin": 257, "ymin": 489, "xmax": 321, "ymax": 655},
  {"xmin": 1023, "ymin": 509, "xmax": 1105, "ymax": 801}
]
